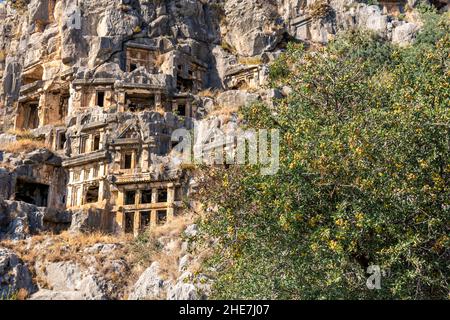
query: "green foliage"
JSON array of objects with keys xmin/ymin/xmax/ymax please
[
  {"xmin": 416, "ymin": 1, "xmax": 438, "ymax": 14},
  {"xmin": 197, "ymin": 12, "xmax": 450, "ymax": 300}
]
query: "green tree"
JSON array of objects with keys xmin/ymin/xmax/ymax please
[{"xmin": 196, "ymin": 12, "xmax": 449, "ymax": 299}]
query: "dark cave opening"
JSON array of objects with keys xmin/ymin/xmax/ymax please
[{"xmin": 15, "ymin": 179, "xmax": 49, "ymax": 207}]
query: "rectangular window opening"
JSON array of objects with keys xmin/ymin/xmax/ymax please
[
  {"xmin": 93, "ymin": 134, "xmax": 100, "ymax": 151},
  {"xmin": 177, "ymin": 104, "xmax": 186, "ymax": 117},
  {"xmin": 80, "ymin": 136, "xmax": 88, "ymax": 154},
  {"xmin": 141, "ymin": 189, "xmax": 152, "ymax": 204},
  {"xmin": 85, "ymin": 186, "xmax": 99, "ymax": 204},
  {"xmin": 15, "ymin": 180, "xmax": 49, "ymax": 207},
  {"xmin": 157, "ymin": 210, "xmax": 167, "ymax": 225},
  {"xmin": 157, "ymin": 189, "xmax": 168, "ymax": 203},
  {"xmin": 97, "ymin": 91, "xmax": 105, "ymax": 107},
  {"xmin": 125, "ymin": 212, "xmax": 134, "ymax": 233},
  {"xmin": 140, "ymin": 211, "xmax": 151, "ymax": 230},
  {"xmin": 122, "ymin": 152, "xmax": 133, "ymax": 169},
  {"xmin": 57, "ymin": 131, "xmax": 66, "ymax": 150},
  {"xmin": 125, "ymin": 190, "xmax": 136, "ymax": 205}
]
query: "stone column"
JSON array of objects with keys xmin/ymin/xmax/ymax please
[
  {"xmin": 76, "ymin": 185, "xmax": 83, "ymax": 206},
  {"xmin": 150, "ymin": 210, "xmax": 157, "ymax": 227},
  {"xmin": 117, "ymin": 91, "xmax": 126, "ymax": 112},
  {"xmin": 117, "ymin": 190, "xmax": 124, "ymax": 206},
  {"xmin": 66, "ymin": 185, "xmax": 73, "ymax": 208},
  {"xmin": 105, "ymin": 91, "xmax": 112, "ymax": 110},
  {"xmin": 187, "ymin": 99, "xmax": 192, "ymax": 118},
  {"xmin": 98, "ymin": 180, "xmax": 105, "ymax": 202},
  {"xmin": 114, "ymin": 149, "xmax": 122, "ymax": 170},
  {"xmin": 150, "ymin": 188, "xmax": 158, "ymax": 227},
  {"xmin": 131, "ymin": 151, "xmax": 136, "ymax": 170},
  {"xmin": 135, "ymin": 190, "xmax": 141, "ymax": 205},
  {"xmin": 14, "ymin": 103, "xmax": 25, "ymax": 130},
  {"xmin": 116, "ymin": 211, "xmax": 125, "ymax": 233},
  {"xmin": 167, "ymin": 185, "xmax": 175, "ymax": 222},
  {"xmin": 171, "ymin": 100, "xmax": 177, "ymax": 114},
  {"xmin": 133, "ymin": 211, "xmax": 140, "ymax": 236},
  {"xmin": 38, "ymin": 93, "xmax": 47, "ymax": 128},
  {"xmin": 142, "ymin": 147, "xmax": 149, "ymax": 171}
]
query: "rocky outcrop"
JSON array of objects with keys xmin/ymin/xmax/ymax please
[
  {"xmin": 0, "ymin": 198, "xmax": 70, "ymax": 240},
  {"xmin": 32, "ymin": 261, "xmax": 108, "ymax": 300},
  {"xmin": 0, "ymin": 199, "xmax": 71, "ymax": 240},
  {"xmin": 0, "ymin": 148, "xmax": 68, "ymax": 219},
  {"xmin": 27, "ymin": 241, "xmax": 128, "ymax": 300},
  {"xmin": 216, "ymin": 90, "xmax": 261, "ymax": 109},
  {"xmin": 68, "ymin": 208, "xmax": 109, "ymax": 234},
  {"xmin": 222, "ymin": 0, "xmax": 284, "ymax": 57},
  {"xmin": 0, "ymin": 247, "xmax": 36, "ymax": 298},
  {"xmin": 128, "ymin": 223, "xmax": 211, "ymax": 300},
  {"xmin": 0, "ymin": 200, "xmax": 45, "ymax": 240},
  {"xmin": 166, "ymin": 271, "xmax": 211, "ymax": 300},
  {"xmin": 129, "ymin": 262, "xmax": 166, "ymax": 300},
  {"xmin": 0, "ymin": 0, "xmax": 429, "ymax": 114},
  {"xmin": 392, "ymin": 22, "xmax": 420, "ymax": 46}
]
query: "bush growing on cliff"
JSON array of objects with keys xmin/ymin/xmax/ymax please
[{"xmin": 197, "ymin": 12, "xmax": 449, "ymax": 299}]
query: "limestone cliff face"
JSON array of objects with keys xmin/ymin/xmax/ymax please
[{"xmin": 0, "ymin": 0, "xmax": 429, "ymax": 119}]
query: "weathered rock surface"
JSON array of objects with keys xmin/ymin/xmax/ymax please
[
  {"xmin": 27, "ymin": 240, "xmax": 128, "ymax": 300},
  {"xmin": 129, "ymin": 262, "xmax": 166, "ymax": 300},
  {"xmin": 216, "ymin": 90, "xmax": 260, "ymax": 109},
  {"xmin": 223, "ymin": 0, "xmax": 284, "ymax": 57},
  {"xmin": 0, "ymin": 0, "xmax": 430, "ymax": 113},
  {"xmin": 69, "ymin": 208, "xmax": 107, "ymax": 234},
  {"xmin": 0, "ymin": 200, "xmax": 71, "ymax": 240},
  {"xmin": 0, "ymin": 200, "xmax": 45, "ymax": 240},
  {"xmin": 33, "ymin": 261, "xmax": 108, "ymax": 300},
  {"xmin": 128, "ymin": 223, "xmax": 211, "ymax": 300},
  {"xmin": 392, "ymin": 22, "xmax": 420, "ymax": 46},
  {"xmin": 0, "ymin": 247, "xmax": 36, "ymax": 298},
  {"xmin": 167, "ymin": 272, "xmax": 211, "ymax": 300}
]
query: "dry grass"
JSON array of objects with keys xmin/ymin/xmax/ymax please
[
  {"xmin": 3, "ymin": 231, "xmax": 125, "ymax": 265},
  {"xmin": 1, "ymin": 215, "xmax": 200, "ymax": 299},
  {"xmin": 127, "ymin": 214, "xmax": 194, "ymax": 283},
  {"xmin": 2, "ymin": 231, "xmax": 129, "ymax": 295},
  {"xmin": 152, "ymin": 215, "xmax": 193, "ymax": 239},
  {"xmin": 2, "ymin": 129, "xmax": 46, "ymax": 154},
  {"xmin": 1, "ymin": 139, "xmax": 46, "ymax": 153},
  {"xmin": 208, "ymin": 105, "xmax": 240, "ymax": 122},
  {"xmin": 6, "ymin": 129, "xmax": 35, "ymax": 139},
  {"xmin": 198, "ymin": 88, "xmax": 219, "ymax": 98},
  {"xmin": 0, "ymin": 50, "xmax": 6, "ymax": 62}
]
